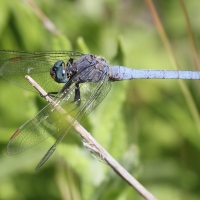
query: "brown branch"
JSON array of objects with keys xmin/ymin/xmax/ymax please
[
  {"xmin": 23, "ymin": 0, "xmax": 61, "ymax": 35},
  {"xmin": 25, "ymin": 75, "xmax": 157, "ymax": 200}
]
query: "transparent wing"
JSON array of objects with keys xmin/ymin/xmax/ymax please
[
  {"xmin": 0, "ymin": 50, "xmax": 83, "ymax": 92},
  {"xmin": 35, "ymin": 69, "xmax": 111, "ymax": 170},
  {"xmin": 6, "ymin": 84, "xmax": 76, "ymax": 155},
  {"xmin": 6, "ymin": 61, "xmax": 111, "ymax": 169}
]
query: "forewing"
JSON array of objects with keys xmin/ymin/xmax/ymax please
[
  {"xmin": 0, "ymin": 50, "xmax": 83, "ymax": 92},
  {"xmin": 6, "ymin": 59, "xmax": 111, "ymax": 170}
]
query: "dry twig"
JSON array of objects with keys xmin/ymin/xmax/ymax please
[{"xmin": 25, "ymin": 75, "xmax": 157, "ymax": 200}]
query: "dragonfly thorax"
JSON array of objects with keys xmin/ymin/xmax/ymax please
[{"xmin": 50, "ymin": 60, "xmax": 69, "ymax": 83}]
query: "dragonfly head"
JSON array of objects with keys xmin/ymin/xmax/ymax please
[{"xmin": 50, "ymin": 60, "xmax": 68, "ymax": 83}]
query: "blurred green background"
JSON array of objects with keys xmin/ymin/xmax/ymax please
[{"xmin": 0, "ymin": 0, "xmax": 200, "ymax": 199}]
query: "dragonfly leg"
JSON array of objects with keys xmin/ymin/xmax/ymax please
[
  {"xmin": 40, "ymin": 92, "xmax": 58, "ymax": 98},
  {"xmin": 48, "ymin": 81, "xmax": 72, "ymax": 99},
  {"xmin": 67, "ymin": 57, "xmax": 74, "ymax": 66},
  {"xmin": 74, "ymin": 83, "xmax": 81, "ymax": 106}
]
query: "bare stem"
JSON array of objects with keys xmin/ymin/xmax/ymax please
[
  {"xmin": 179, "ymin": 0, "xmax": 200, "ymax": 70},
  {"xmin": 25, "ymin": 75, "xmax": 157, "ymax": 200},
  {"xmin": 145, "ymin": 0, "xmax": 200, "ymax": 134},
  {"xmin": 23, "ymin": 0, "xmax": 61, "ymax": 35}
]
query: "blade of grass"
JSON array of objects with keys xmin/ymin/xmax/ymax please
[
  {"xmin": 144, "ymin": 0, "xmax": 200, "ymax": 134},
  {"xmin": 179, "ymin": 0, "xmax": 200, "ymax": 70},
  {"xmin": 23, "ymin": 0, "xmax": 60, "ymax": 35}
]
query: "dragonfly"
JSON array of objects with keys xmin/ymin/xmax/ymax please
[{"xmin": 1, "ymin": 50, "xmax": 200, "ymax": 170}]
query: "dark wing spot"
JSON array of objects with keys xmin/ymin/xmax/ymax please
[
  {"xmin": 9, "ymin": 57, "xmax": 23, "ymax": 62},
  {"xmin": 10, "ymin": 129, "xmax": 21, "ymax": 140}
]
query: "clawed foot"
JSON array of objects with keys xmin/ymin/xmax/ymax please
[{"xmin": 40, "ymin": 92, "xmax": 58, "ymax": 98}]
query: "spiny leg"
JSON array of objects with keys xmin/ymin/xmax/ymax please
[
  {"xmin": 67, "ymin": 57, "xmax": 74, "ymax": 66},
  {"xmin": 74, "ymin": 83, "xmax": 81, "ymax": 106},
  {"xmin": 41, "ymin": 92, "xmax": 58, "ymax": 98}
]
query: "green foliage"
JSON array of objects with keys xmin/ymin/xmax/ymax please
[{"xmin": 0, "ymin": 0, "xmax": 200, "ymax": 199}]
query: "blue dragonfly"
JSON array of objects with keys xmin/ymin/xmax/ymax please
[{"xmin": 0, "ymin": 50, "xmax": 200, "ymax": 170}]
